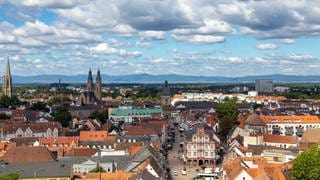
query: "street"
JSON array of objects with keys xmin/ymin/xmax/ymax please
[{"xmin": 167, "ymin": 127, "xmax": 199, "ymax": 180}]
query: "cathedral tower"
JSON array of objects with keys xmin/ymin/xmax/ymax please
[
  {"xmin": 2, "ymin": 57, "xmax": 12, "ymax": 97},
  {"xmin": 87, "ymin": 69, "xmax": 94, "ymax": 92},
  {"xmin": 95, "ymin": 69, "xmax": 102, "ymax": 100},
  {"xmin": 161, "ymin": 80, "xmax": 172, "ymax": 118}
]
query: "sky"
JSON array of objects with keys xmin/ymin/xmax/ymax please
[{"xmin": 0, "ymin": 0, "xmax": 320, "ymax": 77}]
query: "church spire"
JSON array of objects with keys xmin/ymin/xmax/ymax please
[
  {"xmin": 96, "ymin": 68, "xmax": 101, "ymax": 82},
  {"xmin": 2, "ymin": 56, "xmax": 12, "ymax": 97},
  {"xmin": 95, "ymin": 69, "xmax": 102, "ymax": 100},
  {"xmin": 6, "ymin": 56, "xmax": 10, "ymax": 77},
  {"xmin": 87, "ymin": 68, "xmax": 93, "ymax": 91}
]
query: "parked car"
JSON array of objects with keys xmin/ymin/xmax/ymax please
[
  {"xmin": 181, "ymin": 167, "xmax": 187, "ymax": 175},
  {"xmin": 173, "ymin": 171, "xmax": 178, "ymax": 176}
]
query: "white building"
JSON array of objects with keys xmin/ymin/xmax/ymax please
[
  {"xmin": 260, "ymin": 115, "xmax": 320, "ymax": 137},
  {"xmin": 184, "ymin": 122, "xmax": 219, "ymax": 167}
]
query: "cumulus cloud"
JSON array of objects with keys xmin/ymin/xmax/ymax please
[
  {"xmin": 89, "ymin": 43, "xmax": 142, "ymax": 57},
  {"xmin": 256, "ymin": 43, "xmax": 277, "ymax": 50},
  {"xmin": 112, "ymin": 24, "xmax": 137, "ymax": 37},
  {"xmin": 139, "ymin": 31, "xmax": 165, "ymax": 40},
  {"xmin": 0, "ymin": 31, "xmax": 16, "ymax": 43},
  {"xmin": 173, "ymin": 34, "xmax": 225, "ymax": 44}
]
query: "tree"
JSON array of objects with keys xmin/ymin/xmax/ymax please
[
  {"xmin": 292, "ymin": 144, "xmax": 320, "ymax": 180},
  {"xmin": 0, "ymin": 95, "xmax": 21, "ymax": 108},
  {"xmin": 0, "ymin": 113, "xmax": 10, "ymax": 120},
  {"xmin": 0, "ymin": 172, "xmax": 19, "ymax": 180},
  {"xmin": 53, "ymin": 105, "xmax": 71, "ymax": 127},
  {"xmin": 29, "ymin": 102, "xmax": 49, "ymax": 112},
  {"xmin": 90, "ymin": 110, "xmax": 108, "ymax": 124},
  {"xmin": 108, "ymin": 124, "xmax": 117, "ymax": 133},
  {"xmin": 89, "ymin": 165, "xmax": 106, "ymax": 173},
  {"xmin": 216, "ymin": 99, "xmax": 239, "ymax": 142}
]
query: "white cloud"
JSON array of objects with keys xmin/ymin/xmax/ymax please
[
  {"xmin": 32, "ymin": 58, "xmax": 42, "ymax": 64},
  {"xmin": 112, "ymin": 24, "xmax": 137, "ymax": 37},
  {"xmin": 139, "ymin": 31, "xmax": 165, "ymax": 40},
  {"xmin": 7, "ymin": 0, "xmax": 85, "ymax": 9},
  {"xmin": 278, "ymin": 38, "xmax": 295, "ymax": 44},
  {"xmin": 288, "ymin": 54, "xmax": 313, "ymax": 60},
  {"xmin": 173, "ymin": 34, "xmax": 225, "ymax": 44},
  {"xmin": 253, "ymin": 57, "xmax": 268, "ymax": 64},
  {"xmin": 89, "ymin": 43, "xmax": 142, "ymax": 57},
  {"xmin": 256, "ymin": 43, "xmax": 277, "ymax": 50},
  {"xmin": 0, "ymin": 32, "xmax": 16, "ymax": 43}
]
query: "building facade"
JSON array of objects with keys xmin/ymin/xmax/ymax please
[
  {"xmin": 2, "ymin": 57, "xmax": 12, "ymax": 97},
  {"xmin": 0, "ymin": 122, "xmax": 61, "ymax": 141},
  {"xmin": 255, "ymin": 79, "xmax": 274, "ymax": 93},
  {"xmin": 184, "ymin": 123, "xmax": 218, "ymax": 167},
  {"xmin": 260, "ymin": 115, "xmax": 320, "ymax": 137},
  {"xmin": 109, "ymin": 107, "xmax": 162, "ymax": 123}
]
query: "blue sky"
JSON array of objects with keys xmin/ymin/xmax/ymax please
[{"xmin": 0, "ymin": 0, "xmax": 319, "ymax": 76}]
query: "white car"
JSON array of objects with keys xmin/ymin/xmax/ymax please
[
  {"xmin": 173, "ymin": 171, "xmax": 178, "ymax": 176},
  {"xmin": 181, "ymin": 168, "xmax": 187, "ymax": 175}
]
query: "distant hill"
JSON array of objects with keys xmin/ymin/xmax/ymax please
[{"xmin": 8, "ymin": 74, "xmax": 320, "ymax": 84}]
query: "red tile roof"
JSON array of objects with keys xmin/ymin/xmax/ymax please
[
  {"xmin": 1, "ymin": 146, "xmax": 56, "ymax": 163},
  {"xmin": 79, "ymin": 131, "xmax": 116, "ymax": 142},
  {"xmin": 64, "ymin": 147, "xmax": 97, "ymax": 157},
  {"xmin": 263, "ymin": 134, "xmax": 298, "ymax": 144}
]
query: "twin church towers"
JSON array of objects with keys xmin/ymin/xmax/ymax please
[{"xmin": 78, "ymin": 69, "xmax": 103, "ymax": 105}]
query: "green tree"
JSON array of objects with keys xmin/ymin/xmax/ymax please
[
  {"xmin": 0, "ymin": 172, "xmax": 19, "ymax": 180},
  {"xmin": 47, "ymin": 96, "xmax": 71, "ymax": 106},
  {"xmin": 108, "ymin": 124, "xmax": 117, "ymax": 133},
  {"xmin": 90, "ymin": 110, "xmax": 108, "ymax": 124},
  {"xmin": 0, "ymin": 95, "xmax": 21, "ymax": 108},
  {"xmin": 292, "ymin": 144, "xmax": 320, "ymax": 180},
  {"xmin": 89, "ymin": 165, "xmax": 106, "ymax": 173},
  {"xmin": 29, "ymin": 102, "xmax": 49, "ymax": 112},
  {"xmin": 0, "ymin": 113, "xmax": 10, "ymax": 120},
  {"xmin": 53, "ymin": 105, "xmax": 71, "ymax": 127},
  {"xmin": 216, "ymin": 100, "xmax": 239, "ymax": 142}
]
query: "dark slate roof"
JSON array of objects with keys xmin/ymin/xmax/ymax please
[
  {"xmin": 174, "ymin": 101, "xmax": 216, "ymax": 110},
  {"xmin": 93, "ymin": 156, "xmax": 132, "ymax": 170},
  {"xmin": 236, "ymin": 103, "xmax": 253, "ymax": 110},
  {"xmin": 69, "ymin": 104, "xmax": 99, "ymax": 111},
  {"xmin": 116, "ymin": 135, "xmax": 152, "ymax": 142},
  {"xmin": 185, "ymin": 123, "xmax": 215, "ymax": 141},
  {"xmin": 0, "ymin": 161, "xmax": 72, "ymax": 178},
  {"xmin": 247, "ymin": 145, "xmax": 299, "ymax": 156},
  {"xmin": 125, "ymin": 145, "xmax": 162, "ymax": 172},
  {"xmin": 79, "ymin": 141, "xmax": 114, "ymax": 147}
]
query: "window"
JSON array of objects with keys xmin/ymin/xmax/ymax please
[{"xmin": 193, "ymin": 152, "xmax": 196, "ymax": 156}]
